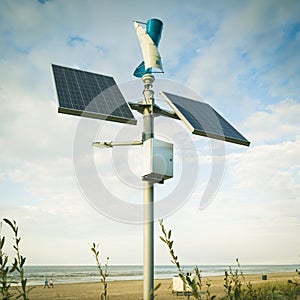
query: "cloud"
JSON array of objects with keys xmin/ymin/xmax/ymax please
[
  {"xmin": 228, "ymin": 137, "xmax": 300, "ymax": 198},
  {"xmin": 244, "ymin": 98, "xmax": 300, "ymax": 145},
  {"xmin": 183, "ymin": 1, "xmax": 300, "ymax": 121}
]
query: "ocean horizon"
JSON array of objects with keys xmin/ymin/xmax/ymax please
[{"xmin": 21, "ymin": 264, "xmax": 300, "ymax": 286}]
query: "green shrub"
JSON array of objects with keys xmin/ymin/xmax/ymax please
[
  {"xmin": 91, "ymin": 243, "xmax": 109, "ymax": 300},
  {"xmin": 159, "ymin": 219, "xmax": 216, "ymax": 300},
  {"xmin": 3, "ymin": 219, "xmax": 34, "ymax": 300},
  {"xmin": 0, "ymin": 221, "xmax": 15, "ymax": 300}
]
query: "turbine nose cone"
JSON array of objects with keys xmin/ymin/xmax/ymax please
[{"xmin": 146, "ymin": 18, "xmax": 163, "ymax": 46}]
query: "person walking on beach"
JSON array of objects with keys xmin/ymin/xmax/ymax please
[
  {"xmin": 44, "ymin": 278, "xmax": 49, "ymax": 288},
  {"xmin": 49, "ymin": 278, "xmax": 54, "ymax": 288}
]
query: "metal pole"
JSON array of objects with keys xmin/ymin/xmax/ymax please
[
  {"xmin": 142, "ymin": 74, "xmax": 155, "ymax": 300},
  {"xmin": 144, "ymin": 181, "xmax": 154, "ymax": 300}
]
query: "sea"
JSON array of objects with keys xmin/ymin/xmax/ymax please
[{"xmin": 22, "ymin": 264, "xmax": 299, "ymax": 286}]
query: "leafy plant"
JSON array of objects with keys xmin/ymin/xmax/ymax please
[
  {"xmin": 0, "ymin": 222, "xmax": 16, "ymax": 300},
  {"xmin": 91, "ymin": 243, "xmax": 109, "ymax": 300},
  {"xmin": 285, "ymin": 270, "xmax": 300, "ymax": 300},
  {"xmin": 222, "ymin": 258, "xmax": 245, "ymax": 299},
  {"xmin": 205, "ymin": 278, "xmax": 216, "ymax": 300},
  {"xmin": 221, "ymin": 259, "xmax": 287, "ymax": 300},
  {"xmin": 3, "ymin": 219, "xmax": 33, "ymax": 300},
  {"xmin": 159, "ymin": 219, "xmax": 216, "ymax": 300}
]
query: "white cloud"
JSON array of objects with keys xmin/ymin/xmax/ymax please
[
  {"xmin": 244, "ymin": 98, "xmax": 300, "ymax": 144},
  {"xmin": 183, "ymin": 1, "xmax": 300, "ymax": 122},
  {"xmin": 228, "ymin": 137, "xmax": 300, "ymax": 199}
]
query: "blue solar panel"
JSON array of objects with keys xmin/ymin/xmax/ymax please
[
  {"xmin": 160, "ymin": 92, "xmax": 250, "ymax": 146},
  {"xmin": 52, "ymin": 64, "xmax": 137, "ymax": 125}
]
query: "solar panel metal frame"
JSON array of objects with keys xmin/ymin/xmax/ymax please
[
  {"xmin": 160, "ymin": 91, "xmax": 250, "ymax": 146},
  {"xmin": 52, "ymin": 64, "xmax": 137, "ymax": 125}
]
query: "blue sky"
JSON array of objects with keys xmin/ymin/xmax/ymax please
[{"xmin": 0, "ymin": 0, "xmax": 299, "ymax": 266}]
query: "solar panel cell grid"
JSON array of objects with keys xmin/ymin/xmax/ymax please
[
  {"xmin": 52, "ymin": 64, "xmax": 136, "ymax": 124},
  {"xmin": 160, "ymin": 91, "xmax": 250, "ymax": 146}
]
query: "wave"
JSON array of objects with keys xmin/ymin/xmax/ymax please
[{"xmin": 17, "ymin": 264, "xmax": 299, "ymax": 286}]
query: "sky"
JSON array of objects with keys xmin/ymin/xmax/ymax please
[{"xmin": 0, "ymin": 0, "xmax": 299, "ymax": 266}]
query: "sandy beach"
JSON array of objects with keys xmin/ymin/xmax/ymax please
[{"xmin": 12, "ymin": 272, "xmax": 299, "ymax": 299}]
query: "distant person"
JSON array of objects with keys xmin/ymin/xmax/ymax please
[
  {"xmin": 49, "ymin": 278, "xmax": 54, "ymax": 288},
  {"xmin": 44, "ymin": 278, "xmax": 49, "ymax": 288}
]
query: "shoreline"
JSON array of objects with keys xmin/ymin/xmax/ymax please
[
  {"xmin": 18, "ymin": 271, "xmax": 299, "ymax": 299},
  {"xmin": 23, "ymin": 264, "xmax": 299, "ymax": 286}
]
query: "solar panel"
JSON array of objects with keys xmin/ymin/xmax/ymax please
[
  {"xmin": 160, "ymin": 91, "xmax": 250, "ymax": 146},
  {"xmin": 52, "ymin": 64, "xmax": 137, "ymax": 125}
]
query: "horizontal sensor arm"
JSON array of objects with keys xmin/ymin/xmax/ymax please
[{"xmin": 92, "ymin": 140, "xmax": 143, "ymax": 148}]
